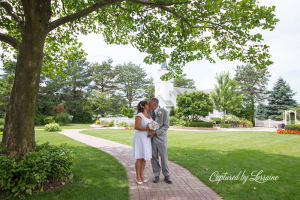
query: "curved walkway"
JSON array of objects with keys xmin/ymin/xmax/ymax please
[{"xmin": 59, "ymin": 129, "xmax": 222, "ymax": 200}]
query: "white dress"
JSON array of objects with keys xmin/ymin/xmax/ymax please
[{"xmin": 131, "ymin": 112, "xmax": 153, "ymax": 161}]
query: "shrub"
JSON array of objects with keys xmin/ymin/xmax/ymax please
[
  {"xmin": 0, "ymin": 142, "xmax": 78, "ymax": 198},
  {"xmin": 119, "ymin": 122, "xmax": 128, "ymax": 127},
  {"xmin": 72, "ymin": 111, "xmax": 93, "ymax": 124},
  {"xmin": 0, "ymin": 118, "xmax": 5, "ymax": 125},
  {"xmin": 169, "ymin": 116, "xmax": 178, "ymax": 126},
  {"xmin": 95, "ymin": 120, "xmax": 100, "ymax": 124},
  {"xmin": 220, "ymin": 123, "xmax": 231, "ymax": 128},
  {"xmin": 0, "ymin": 131, "xmax": 3, "ymax": 135},
  {"xmin": 0, "ymin": 125, "xmax": 4, "ymax": 132},
  {"xmin": 241, "ymin": 119, "xmax": 253, "ymax": 126},
  {"xmin": 122, "ymin": 107, "xmax": 134, "ymax": 118},
  {"xmin": 210, "ymin": 117, "xmax": 221, "ymax": 124},
  {"xmin": 35, "ymin": 112, "xmax": 46, "ymax": 125},
  {"xmin": 188, "ymin": 122, "xmax": 213, "ymax": 127},
  {"xmin": 44, "ymin": 123, "xmax": 61, "ymax": 132},
  {"xmin": 53, "ymin": 105, "xmax": 67, "ymax": 113},
  {"xmin": 55, "ymin": 112, "xmax": 72, "ymax": 125},
  {"xmin": 44, "ymin": 116, "xmax": 55, "ymax": 124},
  {"xmin": 175, "ymin": 120, "xmax": 188, "ymax": 127},
  {"xmin": 285, "ymin": 124, "xmax": 300, "ymax": 131},
  {"xmin": 180, "ymin": 116, "xmax": 189, "ymax": 121}
]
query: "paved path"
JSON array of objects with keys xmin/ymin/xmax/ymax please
[{"xmin": 59, "ymin": 129, "xmax": 222, "ymax": 200}]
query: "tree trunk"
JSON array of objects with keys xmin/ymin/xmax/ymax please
[{"xmin": 1, "ymin": 0, "xmax": 51, "ymax": 160}]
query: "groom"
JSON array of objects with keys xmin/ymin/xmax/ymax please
[{"xmin": 148, "ymin": 98, "xmax": 172, "ymax": 184}]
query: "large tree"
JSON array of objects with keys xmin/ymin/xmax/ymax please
[
  {"xmin": 234, "ymin": 64, "xmax": 271, "ymax": 123},
  {"xmin": 115, "ymin": 62, "xmax": 153, "ymax": 108},
  {"xmin": 266, "ymin": 77, "xmax": 297, "ymax": 120},
  {"xmin": 176, "ymin": 91, "xmax": 213, "ymax": 121},
  {"xmin": 210, "ymin": 71, "xmax": 243, "ymax": 123},
  {"xmin": 171, "ymin": 73, "xmax": 196, "ymax": 89},
  {"xmin": 0, "ymin": 0, "xmax": 279, "ymax": 159}
]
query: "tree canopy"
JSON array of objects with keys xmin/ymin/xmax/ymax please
[{"xmin": 171, "ymin": 73, "xmax": 197, "ymax": 89}]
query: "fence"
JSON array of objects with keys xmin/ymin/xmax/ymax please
[
  {"xmin": 255, "ymin": 118, "xmax": 284, "ymax": 128},
  {"xmin": 99, "ymin": 117, "xmax": 135, "ymax": 126}
]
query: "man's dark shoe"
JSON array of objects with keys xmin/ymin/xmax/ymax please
[
  {"xmin": 153, "ymin": 176, "xmax": 159, "ymax": 183},
  {"xmin": 164, "ymin": 175, "xmax": 172, "ymax": 184}
]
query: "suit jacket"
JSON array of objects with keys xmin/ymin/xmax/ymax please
[{"xmin": 148, "ymin": 107, "xmax": 169, "ymax": 145}]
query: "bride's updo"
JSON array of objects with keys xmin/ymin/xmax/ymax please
[{"xmin": 137, "ymin": 101, "xmax": 148, "ymax": 113}]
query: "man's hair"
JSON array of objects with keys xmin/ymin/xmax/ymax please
[{"xmin": 152, "ymin": 98, "xmax": 159, "ymax": 105}]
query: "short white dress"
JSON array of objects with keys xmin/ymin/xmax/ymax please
[{"xmin": 131, "ymin": 112, "xmax": 153, "ymax": 161}]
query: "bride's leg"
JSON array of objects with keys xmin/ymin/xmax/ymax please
[
  {"xmin": 135, "ymin": 159, "xmax": 143, "ymax": 182},
  {"xmin": 140, "ymin": 159, "xmax": 146, "ymax": 180}
]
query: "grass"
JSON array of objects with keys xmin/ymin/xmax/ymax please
[
  {"xmin": 35, "ymin": 123, "xmax": 96, "ymax": 130},
  {"xmin": 81, "ymin": 129, "xmax": 300, "ymax": 200},
  {"xmin": 0, "ymin": 131, "xmax": 129, "ymax": 200}
]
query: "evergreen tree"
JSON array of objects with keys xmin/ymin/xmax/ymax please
[
  {"xmin": 266, "ymin": 77, "xmax": 297, "ymax": 120},
  {"xmin": 171, "ymin": 74, "xmax": 197, "ymax": 89},
  {"xmin": 115, "ymin": 63, "xmax": 153, "ymax": 108},
  {"xmin": 234, "ymin": 64, "xmax": 271, "ymax": 123},
  {"xmin": 255, "ymin": 103, "xmax": 268, "ymax": 120},
  {"xmin": 210, "ymin": 71, "xmax": 243, "ymax": 123}
]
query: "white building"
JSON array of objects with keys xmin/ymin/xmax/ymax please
[{"xmin": 155, "ymin": 57, "xmax": 223, "ymax": 120}]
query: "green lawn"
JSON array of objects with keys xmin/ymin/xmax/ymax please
[
  {"xmin": 81, "ymin": 129, "xmax": 300, "ymax": 200},
  {"xmin": 35, "ymin": 123, "xmax": 96, "ymax": 130},
  {"xmin": 0, "ymin": 131, "xmax": 129, "ymax": 200}
]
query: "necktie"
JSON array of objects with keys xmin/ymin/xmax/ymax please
[{"xmin": 153, "ymin": 111, "xmax": 156, "ymax": 120}]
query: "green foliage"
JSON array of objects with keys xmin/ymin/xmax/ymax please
[
  {"xmin": 169, "ymin": 107, "xmax": 176, "ymax": 117},
  {"xmin": 220, "ymin": 123, "xmax": 231, "ymax": 128},
  {"xmin": 72, "ymin": 111, "xmax": 93, "ymax": 124},
  {"xmin": 55, "ymin": 112, "xmax": 73, "ymax": 125},
  {"xmin": 255, "ymin": 103, "xmax": 268, "ymax": 120},
  {"xmin": 118, "ymin": 122, "xmax": 128, "ymax": 127},
  {"xmin": 188, "ymin": 122, "xmax": 213, "ymax": 128},
  {"xmin": 285, "ymin": 125, "xmax": 300, "ymax": 131},
  {"xmin": 210, "ymin": 71, "xmax": 243, "ymax": 123},
  {"xmin": 0, "ymin": 125, "xmax": 4, "ymax": 132},
  {"xmin": 44, "ymin": 116, "xmax": 55, "ymax": 124},
  {"xmin": 210, "ymin": 117, "xmax": 221, "ymax": 124},
  {"xmin": 35, "ymin": 111, "xmax": 46, "ymax": 125},
  {"xmin": 122, "ymin": 107, "xmax": 134, "ymax": 118},
  {"xmin": 44, "ymin": 123, "xmax": 61, "ymax": 132},
  {"xmin": 266, "ymin": 77, "xmax": 297, "ymax": 120},
  {"xmin": 0, "ymin": 118, "xmax": 5, "ymax": 125},
  {"xmin": 0, "ymin": 73, "xmax": 15, "ymax": 112},
  {"xmin": 0, "ymin": 142, "xmax": 78, "ymax": 198},
  {"xmin": 234, "ymin": 64, "xmax": 271, "ymax": 122},
  {"xmin": 89, "ymin": 91, "xmax": 113, "ymax": 117},
  {"xmin": 171, "ymin": 73, "xmax": 197, "ymax": 89},
  {"xmin": 115, "ymin": 63, "xmax": 154, "ymax": 108},
  {"xmin": 176, "ymin": 91, "xmax": 214, "ymax": 120},
  {"xmin": 241, "ymin": 119, "xmax": 253, "ymax": 126},
  {"xmin": 169, "ymin": 116, "xmax": 178, "ymax": 126}
]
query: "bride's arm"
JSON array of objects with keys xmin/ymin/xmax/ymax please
[{"xmin": 134, "ymin": 116, "xmax": 150, "ymax": 131}]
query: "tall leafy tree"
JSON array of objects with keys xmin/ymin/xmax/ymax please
[
  {"xmin": 89, "ymin": 91, "xmax": 113, "ymax": 118},
  {"xmin": 0, "ymin": 0, "xmax": 279, "ymax": 158},
  {"xmin": 143, "ymin": 84, "xmax": 155, "ymax": 100},
  {"xmin": 115, "ymin": 62, "xmax": 153, "ymax": 108},
  {"xmin": 266, "ymin": 77, "xmax": 297, "ymax": 120},
  {"xmin": 210, "ymin": 71, "xmax": 243, "ymax": 123},
  {"xmin": 234, "ymin": 64, "xmax": 271, "ymax": 123},
  {"xmin": 171, "ymin": 73, "xmax": 197, "ymax": 89},
  {"xmin": 90, "ymin": 59, "xmax": 117, "ymax": 93},
  {"xmin": 176, "ymin": 91, "xmax": 213, "ymax": 121}
]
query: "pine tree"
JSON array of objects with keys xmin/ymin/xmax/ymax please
[
  {"xmin": 255, "ymin": 103, "xmax": 268, "ymax": 120},
  {"xmin": 267, "ymin": 77, "xmax": 297, "ymax": 120},
  {"xmin": 171, "ymin": 74, "xmax": 197, "ymax": 89}
]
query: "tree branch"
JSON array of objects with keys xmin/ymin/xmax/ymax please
[
  {"xmin": 48, "ymin": 0, "xmax": 123, "ymax": 32},
  {"xmin": 0, "ymin": 0, "xmax": 24, "ymax": 23},
  {"xmin": 0, "ymin": 32, "xmax": 21, "ymax": 50}
]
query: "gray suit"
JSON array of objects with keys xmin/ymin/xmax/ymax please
[{"xmin": 148, "ymin": 107, "xmax": 170, "ymax": 177}]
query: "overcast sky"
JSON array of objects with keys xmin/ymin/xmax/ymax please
[{"xmin": 1, "ymin": 0, "xmax": 299, "ymax": 103}]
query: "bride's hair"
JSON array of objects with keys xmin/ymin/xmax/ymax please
[{"xmin": 137, "ymin": 101, "xmax": 148, "ymax": 114}]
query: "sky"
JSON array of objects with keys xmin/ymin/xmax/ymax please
[{"xmin": 1, "ymin": 0, "xmax": 299, "ymax": 103}]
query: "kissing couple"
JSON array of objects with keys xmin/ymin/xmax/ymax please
[{"xmin": 131, "ymin": 98, "xmax": 172, "ymax": 185}]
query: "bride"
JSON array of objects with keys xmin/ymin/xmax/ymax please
[{"xmin": 131, "ymin": 101, "xmax": 153, "ymax": 185}]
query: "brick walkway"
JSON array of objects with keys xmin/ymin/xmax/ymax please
[{"xmin": 59, "ymin": 129, "xmax": 222, "ymax": 200}]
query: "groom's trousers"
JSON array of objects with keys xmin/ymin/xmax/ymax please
[{"xmin": 151, "ymin": 141, "xmax": 169, "ymax": 177}]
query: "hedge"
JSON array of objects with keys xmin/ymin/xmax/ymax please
[
  {"xmin": 285, "ymin": 124, "xmax": 300, "ymax": 131},
  {"xmin": 188, "ymin": 122, "xmax": 213, "ymax": 128},
  {"xmin": 210, "ymin": 117, "xmax": 221, "ymax": 124}
]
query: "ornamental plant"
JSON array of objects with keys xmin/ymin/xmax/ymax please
[
  {"xmin": 53, "ymin": 105, "xmax": 67, "ymax": 113},
  {"xmin": 44, "ymin": 123, "xmax": 61, "ymax": 132},
  {"xmin": 277, "ymin": 129, "xmax": 300, "ymax": 135},
  {"xmin": 44, "ymin": 116, "xmax": 55, "ymax": 124}
]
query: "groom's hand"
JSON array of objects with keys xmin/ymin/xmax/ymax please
[{"xmin": 150, "ymin": 131, "xmax": 156, "ymax": 136}]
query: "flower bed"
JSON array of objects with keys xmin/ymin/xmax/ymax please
[{"xmin": 277, "ymin": 129, "xmax": 300, "ymax": 135}]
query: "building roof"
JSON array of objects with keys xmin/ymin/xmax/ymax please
[{"xmin": 157, "ymin": 95, "xmax": 174, "ymax": 106}]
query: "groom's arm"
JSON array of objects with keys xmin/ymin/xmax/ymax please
[{"xmin": 155, "ymin": 110, "xmax": 169, "ymax": 136}]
